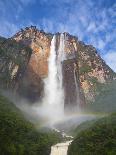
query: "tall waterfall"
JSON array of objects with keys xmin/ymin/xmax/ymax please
[
  {"xmin": 43, "ymin": 34, "xmax": 65, "ymax": 121},
  {"xmin": 57, "ymin": 33, "xmax": 65, "ymax": 88}
]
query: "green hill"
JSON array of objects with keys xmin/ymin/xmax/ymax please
[
  {"xmin": 67, "ymin": 80, "xmax": 116, "ymax": 155},
  {"xmin": 68, "ymin": 113, "xmax": 116, "ymax": 155},
  {"xmin": 0, "ymin": 93, "xmax": 61, "ymax": 155},
  {"xmin": 85, "ymin": 80, "xmax": 116, "ymax": 113},
  {"xmin": 69, "ymin": 119, "xmax": 97, "ymax": 137}
]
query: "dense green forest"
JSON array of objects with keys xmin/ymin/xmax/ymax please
[
  {"xmin": 68, "ymin": 81, "xmax": 116, "ymax": 155},
  {"xmin": 85, "ymin": 80, "xmax": 116, "ymax": 113},
  {"xmin": 0, "ymin": 93, "xmax": 61, "ymax": 155},
  {"xmin": 68, "ymin": 113, "xmax": 116, "ymax": 155}
]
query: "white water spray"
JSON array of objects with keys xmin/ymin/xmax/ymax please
[
  {"xmin": 45, "ymin": 35, "xmax": 58, "ymax": 105},
  {"xmin": 50, "ymin": 141, "xmax": 72, "ymax": 155},
  {"xmin": 57, "ymin": 33, "xmax": 65, "ymax": 88},
  {"xmin": 42, "ymin": 34, "xmax": 65, "ymax": 122}
]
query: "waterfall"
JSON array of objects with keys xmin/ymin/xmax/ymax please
[
  {"xmin": 57, "ymin": 33, "xmax": 65, "ymax": 88},
  {"xmin": 43, "ymin": 34, "xmax": 65, "ymax": 121},
  {"xmin": 45, "ymin": 35, "xmax": 58, "ymax": 105},
  {"xmin": 73, "ymin": 64, "xmax": 81, "ymax": 110}
]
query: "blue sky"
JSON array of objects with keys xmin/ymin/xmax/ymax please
[{"xmin": 0, "ymin": 0, "xmax": 116, "ymax": 71}]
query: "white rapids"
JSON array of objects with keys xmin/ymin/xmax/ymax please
[
  {"xmin": 50, "ymin": 127, "xmax": 73, "ymax": 155},
  {"xmin": 50, "ymin": 140, "xmax": 72, "ymax": 155}
]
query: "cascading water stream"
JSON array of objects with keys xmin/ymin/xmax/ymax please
[
  {"xmin": 73, "ymin": 65, "xmax": 81, "ymax": 111},
  {"xmin": 50, "ymin": 140, "xmax": 72, "ymax": 155},
  {"xmin": 57, "ymin": 33, "xmax": 65, "ymax": 88},
  {"xmin": 42, "ymin": 34, "xmax": 65, "ymax": 122},
  {"xmin": 45, "ymin": 35, "xmax": 58, "ymax": 105}
]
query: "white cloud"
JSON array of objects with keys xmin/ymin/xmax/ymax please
[
  {"xmin": 0, "ymin": 21, "xmax": 19, "ymax": 37},
  {"xmin": 19, "ymin": 0, "xmax": 36, "ymax": 5},
  {"xmin": 0, "ymin": 0, "xmax": 115, "ymax": 71},
  {"xmin": 0, "ymin": 0, "xmax": 37, "ymax": 37},
  {"xmin": 97, "ymin": 39, "xmax": 106, "ymax": 50},
  {"xmin": 87, "ymin": 22, "xmax": 96, "ymax": 32},
  {"xmin": 103, "ymin": 52, "xmax": 116, "ymax": 72}
]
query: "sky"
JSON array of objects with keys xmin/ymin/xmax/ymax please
[{"xmin": 0, "ymin": 0, "xmax": 116, "ymax": 71}]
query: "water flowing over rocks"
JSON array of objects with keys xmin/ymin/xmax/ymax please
[
  {"xmin": 50, "ymin": 127, "xmax": 73, "ymax": 155},
  {"xmin": 0, "ymin": 26, "xmax": 115, "ymax": 108},
  {"xmin": 42, "ymin": 34, "xmax": 64, "ymax": 119},
  {"xmin": 50, "ymin": 140, "xmax": 72, "ymax": 155}
]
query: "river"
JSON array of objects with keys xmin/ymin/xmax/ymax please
[{"xmin": 50, "ymin": 140, "xmax": 72, "ymax": 155}]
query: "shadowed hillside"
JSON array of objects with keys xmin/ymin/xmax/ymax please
[
  {"xmin": 85, "ymin": 80, "xmax": 116, "ymax": 113},
  {"xmin": 68, "ymin": 113, "xmax": 116, "ymax": 155},
  {"xmin": 0, "ymin": 93, "xmax": 61, "ymax": 155}
]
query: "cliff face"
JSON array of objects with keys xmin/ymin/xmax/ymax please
[
  {"xmin": 77, "ymin": 42, "xmax": 115, "ymax": 102},
  {"xmin": 13, "ymin": 26, "xmax": 51, "ymax": 101},
  {"xmin": 62, "ymin": 34, "xmax": 114, "ymax": 104},
  {"xmin": 0, "ymin": 26, "xmax": 115, "ymax": 106},
  {"xmin": 13, "ymin": 28, "xmax": 85, "ymax": 107},
  {"xmin": 0, "ymin": 37, "xmax": 31, "ymax": 91}
]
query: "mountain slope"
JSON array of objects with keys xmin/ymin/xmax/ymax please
[
  {"xmin": 13, "ymin": 26, "xmax": 115, "ymax": 104},
  {"xmin": 0, "ymin": 26, "xmax": 115, "ymax": 107},
  {"xmin": 0, "ymin": 93, "xmax": 61, "ymax": 155},
  {"xmin": 68, "ymin": 113, "xmax": 116, "ymax": 155},
  {"xmin": 0, "ymin": 36, "xmax": 32, "ymax": 89},
  {"xmin": 77, "ymin": 42, "xmax": 115, "ymax": 102},
  {"xmin": 85, "ymin": 80, "xmax": 116, "ymax": 113}
]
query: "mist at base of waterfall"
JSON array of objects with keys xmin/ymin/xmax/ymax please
[
  {"xmin": 16, "ymin": 99, "xmax": 98, "ymax": 132},
  {"xmin": 12, "ymin": 34, "xmax": 98, "ymax": 131}
]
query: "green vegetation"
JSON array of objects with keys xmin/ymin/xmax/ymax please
[
  {"xmin": 70, "ymin": 119, "xmax": 98, "ymax": 137},
  {"xmin": 0, "ymin": 37, "xmax": 31, "ymax": 62},
  {"xmin": 85, "ymin": 80, "xmax": 116, "ymax": 113},
  {"xmin": 89, "ymin": 77, "xmax": 99, "ymax": 86},
  {"xmin": 68, "ymin": 113, "xmax": 116, "ymax": 155},
  {"xmin": 68, "ymin": 81, "xmax": 116, "ymax": 154},
  {"xmin": 0, "ymin": 37, "xmax": 32, "ymax": 88},
  {"xmin": 0, "ymin": 93, "xmax": 61, "ymax": 155},
  {"xmin": 80, "ymin": 64, "xmax": 92, "ymax": 75}
]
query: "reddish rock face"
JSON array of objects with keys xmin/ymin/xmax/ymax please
[
  {"xmin": 13, "ymin": 26, "xmax": 52, "ymax": 78},
  {"xmin": 18, "ymin": 66, "xmax": 44, "ymax": 102},
  {"xmin": 12, "ymin": 26, "xmax": 115, "ymax": 105},
  {"xmin": 13, "ymin": 27, "xmax": 52, "ymax": 101}
]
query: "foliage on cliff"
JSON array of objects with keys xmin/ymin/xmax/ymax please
[
  {"xmin": 85, "ymin": 80, "xmax": 116, "ymax": 113},
  {"xmin": 0, "ymin": 37, "xmax": 32, "ymax": 88},
  {"xmin": 1, "ymin": 27, "xmax": 116, "ymax": 103},
  {"xmin": 77, "ymin": 41, "xmax": 115, "ymax": 102},
  {"xmin": 68, "ymin": 113, "xmax": 116, "ymax": 155},
  {"xmin": 0, "ymin": 93, "xmax": 61, "ymax": 155}
]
